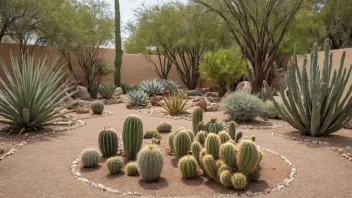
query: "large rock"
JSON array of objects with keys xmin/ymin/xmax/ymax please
[
  {"xmin": 75, "ymin": 85, "xmax": 90, "ymax": 100},
  {"xmin": 194, "ymin": 99, "xmax": 207, "ymax": 110},
  {"xmin": 114, "ymin": 87, "xmax": 123, "ymax": 97},
  {"xmin": 235, "ymin": 81, "xmax": 252, "ymax": 93}
]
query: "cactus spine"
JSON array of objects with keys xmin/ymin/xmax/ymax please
[
  {"xmin": 236, "ymin": 140, "xmax": 259, "ymax": 175},
  {"xmin": 123, "ymin": 115, "xmax": 143, "ymax": 160},
  {"xmin": 218, "ymin": 131, "xmax": 231, "ymax": 144},
  {"xmin": 137, "ymin": 145, "xmax": 163, "ymax": 182},
  {"xmin": 192, "ymin": 107, "xmax": 203, "ymax": 134},
  {"xmin": 174, "ymin": 130, "xmax": 191, "ymax": 160},
  {"xmin": 219, "ymin": 170, "xmax": 233, "ymax": 188},
  {"xmin": 91, "ymin": 101, "xmax": 104, "ymax": 115},
  {"xmin": 204, "ymin": 133, "xmax": 221, "ymax": 159},
  {"xmin": 190, "ymin": 141, "xmax": 202, "ymax": 161},
  {"xmin": 81, "ymin": 148, "xmax": 100, "ymax": 168},
  {"xmin": 126, "ymin": 162, "xmax": 139, "ymax": 176},
  {"xmin": 106, "ymin": 157, "xmax": 124, "ymax": 175},
  {"xmin": 231, "ymin": 172, "xmax": 247, "ymax": 190},
  {"xmin": 229, "ymin": 121, "xmax": 236, "ymax": 140},
  {"xmin": 220, "ymin": 142, "xmax": 236, "ymax": 169},
  {"xmin": 157, "ymin": 122, "xmax": 172, "ymax": 133},
  {"xmin": 178, "ymin": 155, "xmax": 198, "ymax": 179},
  {"xmin": 99, "ymin": 128, "xmax": 118, "ymax": 158},
  {"xmin": 195, "ymin": 131, "xmax": 207, "ymax": 146},
  {"xmin": 168, "ymin": 132, "xmax": 176, "ymax": 153},
  {"xmin": 202, "ymin": 154, "xmax": 217, "ymax": 180},
  {"xmin": 204, "ymin": 118, "xmax": 223, "ymax": 134}
]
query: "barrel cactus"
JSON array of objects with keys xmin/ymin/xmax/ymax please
[
  {"xmin": 229, "ymin": 121, "xmax": 236, "ymax": 140},
  {"xmin": 231, "ymin": 172, "xmax": 247, "ymax": 190},
  {"xmin": 174, "ymin": 130, "xmax": 192, "ymax": 160},
  {"xmin": 157, "ymin": 122, "xmax": 172, "ymax": 133},
  {"xmin": 168, "ymin": 132, "xmax": 176, "ymax": 153},
  {"xmin": 220, "ymin": 142, "xmax": 236, "ymax": 170},
  {"xmin": 236, "ymin": 140, "xmax": 260, "ymax": 175},
  {"xmin": 202, "ymin": 154, "xmax": 217, "ymax": 180},
  {"xmin": 91, "ymin": 101, "xmax": 104, "ymax": 115},
  {"xmin": 185, "ymin": 129, "xmax": 195, "ymax": 142},
  {"xmin": 199, "ymin": 148, "xmax": 207, "ymax": 167},
  {"xmin": 126, "ymin": 162, "xmax": 139, "ymax": 176},
  {"xmin": 219, "ymin": 170, "xmax": 233, "ymax": 188},
  {"xmin": 137, "ymin": 144, "xmax": 163, "ymax": 182},
  {"xmin": 204, "ymin": 133, "xmax": 221, "ymax": 159},
  {"xmin": 178, "ymin": 155, "xmax": 198, "ymax": 179},
  {"xmin": 144, "ymin": 129, "xmax": 158, "ymax": 139},
  {"xmin": 123, "ymin": 115, "xmax": 143, "ymax": 161},
  {"xmin": 106, "ymin": 157, "xmax": 124, "ymax": 175},
  {"xmin": 204, "ymin": 119, "xmax": 223, "ymax": 134},
  {"xmin": 192, "ymin": 107, "xmax": 203, "ymax": 134},
  {"xmin": 195, "ymin": 131, "xmax": 207, "ymax": 146},
  {"xmin": 99, "ymin": 128, "xmax": 118, "ymax": 158},
  {"xmin": 218, "ymin": 131, "xmax": 231, "ymax": 144},
  {"xmin": 217, "ymin": 163, "xmax": 232, "ymax": 177},
  {"xmin": 190, "ymin": 141, "xmax": 202, "ymax": 160},
  {"xmin": 81, "ymin": 148, "xmax": 100, "ymax": 168}
]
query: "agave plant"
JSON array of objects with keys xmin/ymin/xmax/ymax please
[
  {"xmin": 126, "ymin": 90, "xmax": 148, "ymax": 106},
  {"xmin": 120, "ymin": 82, "xmax": 129, "ymax": 94},
  {"xmin": 163, "ymin": 80, "xmax": 180, "ymax": 95},
  {"xmin": 140, "ymin": 79, "xmax": 164, "ymax": 96},
  {"xmin": 160, "ymin": 91, "xmax": 189, "ymax": 115},
  {"xmin": 0, "ymin": 55, "xmax": 77, "ymax": 134},
  {"xmin": 99, "ymin": 83, "xmax": 116, "ymax": 99}
]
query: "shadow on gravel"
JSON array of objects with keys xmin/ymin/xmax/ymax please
[{"xmin": 138, "ymin": 177, "xmax": 169, "ymax": 190}]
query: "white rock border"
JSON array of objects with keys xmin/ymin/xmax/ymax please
[
  {"xmin": 271, "ymin": 132, "xmax": 352, "ymax": 162},
  {"xmin": 77, "ymin": 111, "xmax": 114, "ymax": 120},
  {"xmin": 71, "ymin": 147, "xmax": 296, "ymax": 197}
]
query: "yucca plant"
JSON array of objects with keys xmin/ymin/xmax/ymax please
[
  {"xmin": 264, "ymin": 39, "xmax": 352, "ymax": 136},
  {"xmin": 99, "ymin": 83, "xmax": 116, "ymax": 99},
  {"xmin": 0, "ymin": 55, "xmax": 77, "ymax": 135},
  {"xmin": 140, "ymin": 79, "xmax": 164, "ymax": 96},
  {"xmin": 126, "ymin": 90, "xmax": 148, "ymax": 106},
  {"xmin": 160, "ymin": 91, "xmax": 188, "ymax": 115}
]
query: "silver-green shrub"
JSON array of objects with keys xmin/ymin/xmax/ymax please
[
  {"xmin": 126, "ymin": 90, "xmax": 148, "ymax": 106},
  {"xmin": 140, "ymin": 79, "xmax": 164, "ymax": 96},
  {"xmin": 99, "ymin": 83, "xmax": 116, "ymax": 99}
]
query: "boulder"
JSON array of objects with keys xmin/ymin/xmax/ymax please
[
  {"xmin": 209, "ymin": 103, "xmax": 219, "ymax": 111},
  {"xmin": 206, "ymin": 106, "xmax": 213, "ymax": 112},
  {"xmin": 75, "ymin": 85, "xmax": 90, "ymax": 100},
  {"xmin": 194, "ymin": 99, "xmax": 207, "ymax": 110},
  {"xmin": 151, "ymin": 96, "xmax": 163, "ymax": 106},
  {"xmin": 114, "ymin": 87, "xmax": 123, "ymax": 97},
  {"xmin": 235, "ymin": 81, "xmax": 252, "ymax": 93}
]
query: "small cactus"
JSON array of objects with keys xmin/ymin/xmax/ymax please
[
  {"xmin": 218, "ymin": 131, "xmax": 231, "ymax": 144},
  {"xmin": 174, "ymin": 130, "xmax": 192, "ymax": 160},
  {"xmin": 137, "ymin": 144, "xmax": 163, "ymax": 182},
  {"xmin": 249, "ymin": 167, "xmax": 261, "ymax": 181},
  {"xmin": 217, "ymin": 163, "xmax": 232, "ymax": 177},
  {"xmin": 144, "ymin": 129, "xmax": 158, "ymax": 139},
  {"xmin": 204, "ymin": 133, "xmax": 221, "ymax": 159},
  {"xmin": 197, "ymin": 121, "xmax": 205, "ymax": 132},
  {"xmin": 91, "ymin": 101, "xmax": 104, "ymax": 115},
  {"xmin": 258, "ymin": 150, "xmax": 263, "ymax": 164},
  {"xmin": 98, "ymin": 128, "xmax": 118, "ymax": 158},
  {"xmin": 178, "ymin": 155, "xmax": 198, "ymax": 179},
  {"xmin": 190, "ymin": 141, "xmax": 202, "ymax": 160},
  {"xmin": 192, "ymin": 107, "xmax": 203, "ymax": 134},
  {"xmin": 235, "ymin": 132, "xmax": 243, "ymax": 143},
  {"xmin": 250, "ymin": 135, "xmax": 256, "ymax": 142},
  {"xmin": 204, "ymin": 118, "xmax": 223, "ymax": 134},
  {"xmin": 106, "ymin": 157, "xmax": 124, "ymax": 175},
  {"xmin": 126, "ymin": 162, "xmax": 139, "ymax": 176},
  {"xmin": 202, "ymin": 154, "xmax": 217, "ymax": 180},
  {"xmin": 168, "ymin": 132, "xmax": 176, "ymax": 153},
  {"xmin": 123, "ymin": 115, "xmax": 143, "ymax": 161},
  {"xmin": 199, "ymin": 148, "xmax": 207, "ymax": 167},
  {"xmin": 237, "ymin": 140, "xmax": 260, "ymax": 175},
  {"xmin": 215, "ymin": 159, "xmax": 226, "ymax": 169},
  {"xmin": 219, "ymin": 170, "xmax": 233, "ymax": 188},
  {"xmin": 157, "ymin": 122, "xmax": 172, "ymax": 133},
  {"xmin": 231, "ymin": 172, "xmax": 247, "ymax": 190},
  {"xmin": 220, "ymin": 142, "xmax": 236, "ymax": 170},
  {"xmin": 195, "ymin": 131, "xmax": 207, "ymax": 146},
  {"xmin": 229, "ymin": 121, "xmax": 236, "ymax": 140},
  {"xmin": 81, "ymin": 148, "xmax": 100, "ymax": 168}
]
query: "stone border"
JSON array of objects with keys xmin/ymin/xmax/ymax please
[
  {"xmin": 71, "ymin": 147, "xmax": 296, "ymax": 197},
  {"xmin": 0, "ymin": 119, "xmax": 86, "ymax": 162},
  {"xmin": 271, "ymin": 132, "xmax": 352, "ymax": 162}
]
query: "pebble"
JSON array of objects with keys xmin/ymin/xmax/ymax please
[
  {"xmin": 97, "ymin": 183, "xmax": 105, "ymax": 190},
  {"xmin": 134, "ymin": 192, "xmax": 141, "ymax": 196},
  {"xmin": 74, "ymin": 172, "xmax": 81, "ymax": 177},
  {"xmin": 107, "ymin": 188, "xmax": 119, "ymax": 193},
  {"xmin": 312, "ymin": 141, "xmax": 318, "ymax": 144},
  {"xmin": 81, "ymin": 178, "xmax": 88, "ymax": 183},
  {"xmin": 277, "ymin": 185, "xmax": 285, "ymax": 190},
  {"xmin": 245, "ymin": 191, "xmax": 253, "ymax": 196},
  {"xmin": 24, "ymin": 133, "xmax": 28, "ymax": 137},
  {"xmin": 323, "ymin": 142, "xmax": 329, "ymax": 146}
]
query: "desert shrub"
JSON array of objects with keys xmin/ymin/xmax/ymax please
[
  {"xmin": 126, "ymin": 90, "xmax": 148, "ymax": 106},
  {"xmin": 161, "ymin": 91, "xmax": 188, "ymax": 115},
  {"xmin": 261, "ymin": 100, "xmax": 281, "ymax": 119},
  {"xmin": 220, "ymin": 91, "xmax": 264, "ymax": 122},
  {"xmin": 99, "ymin": 83, "xmax": 116, "ymax": 99},
  {"xmin": 162, "ymin": 80, "xmax": 180, "ymax": 95},
  {"xmin": 140, "ymin": 79, "xmax": 164, "ymax": 96}
]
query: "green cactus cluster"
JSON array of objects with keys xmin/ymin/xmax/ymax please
[
  {"xmin": 81, "ymin": 148, "xmax": 100, "ymax": 168},
  {"xmin": 157, "ymin": 121, "xmax": 172, "ymax": 133},
  {"xmin": 99, "ymin": 128, "xmax": 118, "ymax": 158},
  {"xmin": 106, "ymin": 156, "xmax": 124, "ymax": 175},
  {"xmin": 192, "ymin": 107, "xmax": 203, "ymax": 134},
  {"xmin": 126, "ymin": 162, "xmax": 139, "ymax": 176},
  {"xmin": 178, "ymin": 155, "xmax": 198, "ymax": 179},
  {"xmin": 123, "ymin": 115, "xmax": 143, "ymax": 161},
  {"xmin": 137, "ymin": 144, "xmax": 163, "ymax": 183},
  {"xmin": 204, "ymin": 118, "xmax": 223, "ymax": 134},
  {"xmin": 204, "ymin": 133, "xmax": 221, "ymax": 159},
  {"xmin": 91, "ymin": 101, "xmax": 104, "ymax": 115}
]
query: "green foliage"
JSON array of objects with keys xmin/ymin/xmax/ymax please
[
  {"xmin": 190, "ymin": 141, "xmax": 202, "ymax": 161},
  {"xmin": 0, "ymin": 55, "xmax": 76, "ymax": 133},
  {"xmin": 174, "ymin": 130, "xmax": 192, "ymax": 160},
  {"xmin": 192, "ymin": 107, "xmax": 204, "ymax": 134},
  {"xmin": 126, "ymin": 162, "xmax": 139, "ymax": 176},
  {"xmin": 195, "ymin": 131, "xmax": 207, "ymax": 146},
  {"xmin": 264, "ymin": 39, "xmax": 352, "ymax": 136},
  {"xmin": 161, "ymin": 91, "xmax": 189, "ymax": 115},
  {"xmin": 236, "ymin": 140, "xmax": 260, "ymax": 175},
  {"xmin": 91, "ymin": 101, "xmax": 104, "ymax": 115},
  {"xmin": 220, "ymin": 92, "xmax": 264, "ymax": 122},
  {"xmin": 220, "ymin": 142, "xmax": 236, "ymax": 170},
  {"xmin": 228, "ymin": 121, "xmax": 236, "ymax": 140},
  {"xmin": 106, "ymin": 156, "xmax": 124, "ymax": 175},
  {"xmin": 178, "ymin": 155, "xmax": 198, "ymax": 179},
  {"xmin": 120, "ymin": 82, "xmax": 129, "ymax": 94},
  {"xmin": 218, "ymin": 131, "xmax": 231, "ymax": 144},
  {"xmin": 99, "ymin": 83, "xmax": 116, "ymax": 99},
  {"xmin": 156, "ymin": 122, "xmax": 172, "ymax": 133},
  {"xmin": 204, "ymin": 133, "xmax": 221, "ymax": 159},
  {"xmin": 199, "ymin": 148, "xmax": 207, "ymax": 167},
  {"xmin": 140, "ymin": 79, "xmax": 164, "ymax": 96},
  {"xmin": 81, "ymin": 148, "xmax": 100, "ymax": 168},
  {"xmin": 204, "ymin": 119, "xmax": 223, "ymax": 134},
  {"xmin": 261, "ymin": 100, "xmax": 281, "ymax": 119},
  {"xmin": 137, "ymin": 144, "xmax": 163, "ymax": 182},
  {"xmin": 202, "ymin": 154, "xmax": 217, "ymax": 180},
  {"xmin": 231, "ymin": 172, "xmax": 247, "ymax": 190},
  {"xmin": 126, "ymin": 90, "xmax": 148, "ymax": 106},
  {"xmin": 98, "ymin": 128, "xmax": 118, "ymax": 158},
  {"xmin": 123, "ymin": 115, "xmax": 143, "ymax": 161}
]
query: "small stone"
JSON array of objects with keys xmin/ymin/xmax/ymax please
[
  {"xmin": 81, "ymin": 178, "xmax": 88, "ymax": 183},
  {"xmin": 291, "ymin": 137, "xmax": 297, "ymax": 140},
  {"xmin": 277, "ymin": 185, "xmax": 285, "ymax": 190},
  {"xmin": 24, "ymin": 133, "xmax": 29, "ymax": 137},
  {"xmin": 323, "ymin": 142, "xmax": 329, "ymax": 146},
  {"xmin": 91, "ymin": 183, "xmax": 98, "ymax": 188},
  {"xmin": 349, "ymin": 157, "xmax": 352, "ymax": 161},
  {"xmin": 318, "ymin": 141, "xmax": 324, "ymax": 145},
  {"xmin": 74, "ymin": 172, "xmax": 81, "ymax": 177},
  {"xmin": 332, "ymin": 147, "xmax": 338, "ymax": 151},
  {"xmin": 337, "ymin": 149, "xmax": 344, "ymax": 154},
  {"xmin": 341, "ymin": 154, "xmax": 349, "ymax": 158},
  {"xmin": 127, "ymin": 192, "xmax": 133, "ymax": 196},
  {"xmin": 246, "ymin": 191, "xmax": 254, "ymax": 196},
  {"xmin": 97, "ymin": 183, "xmax": 105, "ymax": 190},
  {"xmin": 134, "ymin": 192, "xmax": 141, "ymax": 196},
  {"xmin": 265, "ymin": 188, "xmax": 271, "ymax": 193},
  {"xmin": 107, "ymin": 188, "xmax": 119, "ymax": 193},
  {"xmin": 312, "ymin": 141, "xmax": 318, "ymax": 144},
  {"xmin": 344, "ymin": 146, "xmax": 352, "ymax": 157}
]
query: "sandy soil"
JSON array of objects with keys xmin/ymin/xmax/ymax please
[{"xmin": 0, "ymin": 104, "xmax": 351, "ymax": 198}]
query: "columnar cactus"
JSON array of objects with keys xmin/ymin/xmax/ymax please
[
  {"xmin": 123, "ymin": 115, "xmax": 143, "ymax": 160},
  {"xmin": 231, "ymin": 172, "xmax": 247, "ymax": 190},
  {"xmin": 168, "ymin": 132, "xmax": 176, "ymax": 153},
  {"xmin": 178, "ymin": 155, "xmax": 198, "ymax": 179},
  {"xmin": 174, "ymin": 130, "xmax": 192, "ymax": 160},
  {"xmin": 220, "ymin": 142, "xmax": 236, "ymax": 169},
  {"xmin": 106, "ymin": 157, "xmax": 124, "ymax": 175},
  {"xmin": 156, "ymin": 121, "xmax": 172, "ymax": 133},
  {"xmin": 204, "ymin": 119, "xmax": 223, "ymax": 134},
  {"xmin": 218, "ymin": 131, "xmax": 231, "ymax": 144},
  {"xmin": 236, "ymin": 140, "xmax": 260, "ymax": 175},
  {"xmin": 229, "ymin": 121, "xmax": 236, "ymax": 140},
  {"xmin": 91, "ymin": 101, "xmax": 104, "ymax": 115},
  {"xmin": 204, "ymin": 133, "xmax": 221, "ymax": 159},
  {"xmin": 99, "ymin": 128, "xmax": 118, "ymax": 158},
  {"xmin": 197, "ymin": 121, "xmax": 205, "ymax": 132},
  {"xmin": 81, "ymin": 148, "xmax": 100, "ymax": 168},
  {"xmin": 190, "ymin": 141, "xmax": 202, "ymax": 160},
  {"xmin": 192, "ymin": 107, "xmax": 203, "ymax": 134},
  {"xmin": 137, "ymin": 144, "xmax": 163, "ymax": 182},
  {"xmin": 126, "ymin": 162, "xmax": 139, "ymax": 176},
  {"xmin": 202, "ymin": 154, "xmax": 217, "ymax": 180},
  {"xmin": 235, "ymin": 132, "xmax": 243, "ymax": 143},
  {"xmin": 219, "ymin": 170, "xmax": 233, "ymax": 188},
  {"xmin": 195, "ymin": 131, "xmax": 207, "ymax": 146}
]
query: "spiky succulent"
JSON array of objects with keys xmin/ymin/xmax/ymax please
[
  {"xmin": 162, "ymin": 80, "xmax": 180, "ymax": 95},
  {"xmin": 161, "ymin": 91, "xmax": 188, "ymax": 115},
  {"xmin": 140, "ymin": 79, "xmax": 164, "ymax": 96},
  {"xmin": 126, "ymin": 90, "xmax": 148, "ymax": 106},
  {"xmin": 99, "ymin": 83, "xmax": 117, "ymax": 99}
]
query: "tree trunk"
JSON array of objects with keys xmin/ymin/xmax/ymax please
[{"xmin": 218, "ymin": 83, "xmax": 227, "ymax": 98}]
